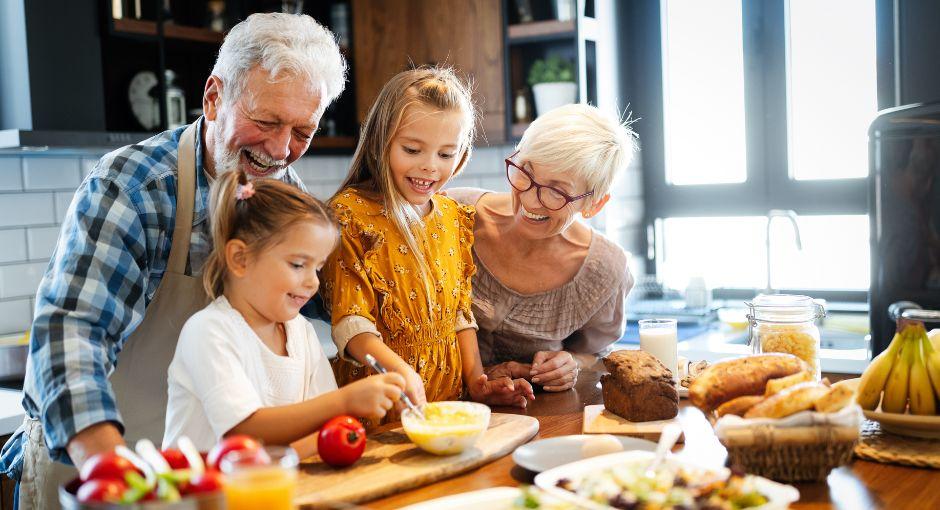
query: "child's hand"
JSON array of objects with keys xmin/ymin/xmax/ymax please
[
  {"xmin": 393, "ymin": 364, "xmax": 427, "ymax": 408},
  {"xmin": 467, "ymin": 374, "xmax": 535, "ymax": 408},
  {"xmin": 341, "ymin": 373, "xmax": 406, "ymax": 419}
]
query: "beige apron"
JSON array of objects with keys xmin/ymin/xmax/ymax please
[{"xmin": 17, "ymin": 123, "xmax": 209, "ymax": 509}]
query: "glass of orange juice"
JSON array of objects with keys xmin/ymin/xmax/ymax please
[{"xmin": 221, "ymin": 445, "xmax": 299, "ymax": 510}]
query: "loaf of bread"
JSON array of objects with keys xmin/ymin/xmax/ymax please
[
  {"xmin": 764, "ymin": 370, "xmax": 814, "ymax": 396},
  {"xmin": 689, "ymin": 353, "xmax": 808, "ymax": 411},
  {"xmin": 744, "ymin": 382, "xmax": 830, "ymax": 419},
  {"xmin": 715, "ymin": 395, "xmax": 766, "ymax": 418},
  {"xmin": 601, "ymin": 350, "xmax": 679, "ymax": 422},
  {"xmin": 813, "ymin": 380, "xmax": 857, "ymax": 413}
]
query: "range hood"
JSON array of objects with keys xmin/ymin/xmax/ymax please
[{"xmin": 0, "ymin": 0, "xmax": 152, "ymax": 151}]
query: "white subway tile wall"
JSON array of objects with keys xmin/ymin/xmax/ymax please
[
  {"xmin": 0, "ymin": 144, "xmax": 644, "ymax": 334},
  {"xmin": 23, "ymin": 157, "xmax": 82, "ymax": 191}
]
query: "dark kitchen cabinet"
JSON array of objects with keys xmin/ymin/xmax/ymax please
[{"xmin": 351, "ymin": 0, "xmax": 506, "ymax": 144}]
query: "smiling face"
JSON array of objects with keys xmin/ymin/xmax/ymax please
[
  {"xmin": 388, "ymin": 103, "xmax": 466, "ymax": 214},
  {"xmin": 204, "ymin": 66, "xmax": 326, "ymax": 179},
  {"xmin": 234, "ymin": 221, "xmax": 336, "ymax": 324},
  {"xmin": 508, "ymin": 157, "xmax": 595, "ymax": 239}
]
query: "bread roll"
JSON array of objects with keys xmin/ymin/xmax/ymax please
[
  {"xmin": 764, "ymin": 370, "xmax": 814, "ymax": 396},
  {"xmin": 689, "ymin": 353, "xmax": 808, "ymax": 411},
  {"xmin": 715, "ymin": 395, "xmax": 765, "ymax": 418},
  {"xmin": 744, "ymin": 382, "xmax": 830, "ymax": 419},
  {"xmin": 814, "ymin": 381, "xmax": 857, "ymax": 413}
]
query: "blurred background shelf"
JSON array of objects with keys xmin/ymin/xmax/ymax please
[{"xmin": 507, "ymin": 20, "xmax": 575, "ymax": 43}]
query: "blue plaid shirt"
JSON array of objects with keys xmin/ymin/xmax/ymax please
[{"xmin": 0, "ymin": 119, "xmax": 305, "ymax": 479}]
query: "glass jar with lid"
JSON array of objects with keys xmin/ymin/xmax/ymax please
[{"xmin": 746, "ymin": 294, "xmax": 826, "ymax": 378}]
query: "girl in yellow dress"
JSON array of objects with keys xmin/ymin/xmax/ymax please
[{"xmin": 322, "ymin": 67, "xmax": 534, "ymax": 422}]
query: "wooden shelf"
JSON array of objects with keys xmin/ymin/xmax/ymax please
[
  {"xmin": 312, "ymin": 136, "xmax": 357, "ymax": 149},
  {"xmin": 164, "ymin": 24, "xmax": 225, "ymax": 44},
  {"xmin": 112, "ymin": 18, "xmax": 224, "ymax": 44},
  {"xmin": 112, "ymin": 18, "xmax": 157, "ymax": 38},
  {"xmin": 507, "ymin": 20, "xmax": 576, "ymax": 43}
]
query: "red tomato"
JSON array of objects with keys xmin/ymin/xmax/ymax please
[
  {"xmin": 184, "ymin": 470, "xmax": 225, "ymax": 495},
  {"xmin": 79, "ymin": 452, "xmax": 141, "ymax": 482},
  {"xmin": 76, "ymin": 479, "xmax": 127, "ymax": 503},
  {"xmin": 160, "ymin": 448, "xmax": 189, "ymax": 470},
  {"xmin": 206, "ymin": 434, "xmax": 262, "ymax": 470},
  {"xmin": 317, "ymin": 415, "xmax": 366, "ymax": 467}
]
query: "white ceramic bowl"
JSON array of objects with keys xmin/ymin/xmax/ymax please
[
  {"xmin": 402, "ymin": 401, "xmax": 490, "ymax": 455},
  {"xmin": 535, "ymin": 450, "xmax": 800, "ymax": 510}
]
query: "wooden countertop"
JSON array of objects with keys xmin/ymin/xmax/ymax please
[{"xmin": 361, "ymin": 370, "xmax": 940, "ymax": 510}]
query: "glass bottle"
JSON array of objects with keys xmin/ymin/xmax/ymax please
[{"xmin": 746, "ymin": 294, "xmax": 825, "ymax": 378}]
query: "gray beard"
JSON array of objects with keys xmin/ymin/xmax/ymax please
[{"xmin": 210, "ymin": 136, "xmax": 288, "ymax": 181}]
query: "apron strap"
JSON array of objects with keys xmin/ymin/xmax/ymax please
[{"xmin": 168, "ymin": 123, "xmax": 199, "ymax": 275}]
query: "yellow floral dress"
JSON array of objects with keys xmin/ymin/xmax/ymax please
[{"xmin": 322, "ymin": 188, "xmax": 477, "ymax": 423}]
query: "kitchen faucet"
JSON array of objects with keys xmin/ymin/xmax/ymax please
[{"xmin": 765, "ymin": 209, "xmax": 802, "ymax": 294}]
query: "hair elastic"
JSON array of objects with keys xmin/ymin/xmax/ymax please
[{"xmin": 235, "ymin": 182, "xmax": 255, "ymax": 201}]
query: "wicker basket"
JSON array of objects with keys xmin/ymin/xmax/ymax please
[{"xmin": 719, "ymin": 424, "xmax": 858, "ymax": 482}]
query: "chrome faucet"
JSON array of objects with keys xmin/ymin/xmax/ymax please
[{"xmin": 765, "ymin": 209, "xmax": 802, "ymax": 294}]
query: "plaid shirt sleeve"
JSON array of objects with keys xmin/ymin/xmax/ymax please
[{"xmin": 23, "ymin": 172, "xmax": 157, "ymax": 464}]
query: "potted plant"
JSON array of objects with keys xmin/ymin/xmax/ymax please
[{"xmin": 528, "ymin": 56, "xmax": 577, "ymax": 117}]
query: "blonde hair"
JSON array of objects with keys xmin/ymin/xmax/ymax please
[
  {"xmin": 337, "ymin": 66, "xmax": 476, "ymax": 289},
  {"xmin": 517, "ymin": 104, "xmax": 637, "ymax": 207},
  {"xmin": 203, "ymin": 170, "xmax": 338, "ymax": 299}
]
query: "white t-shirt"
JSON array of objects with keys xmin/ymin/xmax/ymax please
[{"xmin": 163, "ymin": 296, "xmax": 338, "ymax": 450}]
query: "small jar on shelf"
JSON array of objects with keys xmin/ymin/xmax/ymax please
[{"xmin": 746, "ymin": 294, "xmax": 826, "ymax": 378}]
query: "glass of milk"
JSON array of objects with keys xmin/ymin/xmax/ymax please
[{"xmin": 638, "ymin": 319, "xmax": 679, "ymax": 384}]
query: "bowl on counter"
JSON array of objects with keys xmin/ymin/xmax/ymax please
[
  {"xmin": 59, "ymin": 478, "xmax": 224, "ymax": 510},
  {"xmin": 402, "ymin": 401, "xmax": 490, "ymax": 456},
  {"xmin": 0, "ymin": 332, "xmax": 29, "ymax": 382}
]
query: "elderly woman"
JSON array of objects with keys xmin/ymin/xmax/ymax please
[{"xmin": 448, "ymin": 104, "xmax": 637, "ymax": 392}]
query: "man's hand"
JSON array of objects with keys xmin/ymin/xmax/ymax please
[
  {"xmin": 530, "ymin": 350, "xmax": 579, "ymax": 391},
  {"xmin": 66, "ymin": 422, "xmax": 125, "ymax": 470}
]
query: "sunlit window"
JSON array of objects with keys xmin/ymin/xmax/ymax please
[
  {"xmin": 661, "ymin": 0, "xmax": 747, "ymax": 185},
  {"xmin": 659, "ymin": 215, "xmax": 870, "ymax": 291},
  {"xmin": 787, "ymin": 0, "xmax": 877, "ymax": 180}
]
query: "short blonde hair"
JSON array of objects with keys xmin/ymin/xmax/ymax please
[{"xmin": 517, "ymin": 104, "xmax": 637, "ymax": 206}]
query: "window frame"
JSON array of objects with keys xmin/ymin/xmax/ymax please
[{"xmin": 634, "ymin": 0, "xmax": 892, "ymax": 299}]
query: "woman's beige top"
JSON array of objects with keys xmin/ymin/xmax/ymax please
[{"xmin": 448, "ymin": 188, "xmax": 633, "ymax": 366}]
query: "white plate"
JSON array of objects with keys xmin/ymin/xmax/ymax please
[
  {"xmin": 398, "ymin": 487, "xmax": 521, "ymax": 509},
  {"xmin": 398, "ymin": 486, "xmax": 570, "ymax": 509},
  {"xmin": 535, "ymin": 450, "xmax": 800, "ymax": 510},
  {"xmin": 513, "ymin": 434, "xmax": 656, "ymax": 473},
  {"xmin": 863, "ymin": 408, "xmax": 940, "ymax": 439}
]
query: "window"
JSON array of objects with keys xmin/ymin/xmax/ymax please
[{"xmin": 646, "ymin": 0, "xmax": 876, "ymax": 296}]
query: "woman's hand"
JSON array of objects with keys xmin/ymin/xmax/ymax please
[
  {"xmin": 339, "ymin": 373, "xmax": 406, "ymax": 419},
  {"xmin": 530, "ymin": 350, "xmax": 579, "ymax": 391},
  {"xmin": 466, "ymin": 374, "xmax": 535, "ymax": 407}
]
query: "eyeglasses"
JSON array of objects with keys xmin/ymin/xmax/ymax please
[{"xmin": 504, "ymin": 151, "xmax": 593, "ymax": 211}]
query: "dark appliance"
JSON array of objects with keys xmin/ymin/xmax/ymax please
[{"xmin": 869, "ymin": 102, "xmax": 940, "ymax": 355}]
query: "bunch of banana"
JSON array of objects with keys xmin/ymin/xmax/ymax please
[{"xmin": 856, "ymin": 322, "xmax": 940, "ymax": 415}]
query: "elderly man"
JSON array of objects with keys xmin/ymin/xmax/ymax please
[{"xmin": 0, "ymin": 13, "xmax": 345, "ymax": 508}]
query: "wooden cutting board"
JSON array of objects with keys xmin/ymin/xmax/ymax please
[
  {"xmin": 294, "ymin": 413, "xmax": 539, "ymax": 509},
  {"xmin": 582, "ymin": 404, "xmax": 684, "ymax": 443}
]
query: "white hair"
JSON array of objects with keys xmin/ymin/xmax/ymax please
[
  {"xmin": 212, "ymin": 12, "xmax": 346, "ymax": 107},
  {"xmin": 517, "ymin": 104, "xmax": 638, "ymax": 205}
]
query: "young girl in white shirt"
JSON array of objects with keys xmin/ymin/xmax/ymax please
[{"xmin": 164, "ymin": 169, "xmax": 404, "ymax": 458}]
